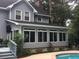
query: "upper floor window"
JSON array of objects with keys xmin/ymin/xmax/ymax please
[
  {"xmin": 38, "ymin": 17, "xmax": 42, "ymax": 22},
  {"xmin": 25, "ymin": 12, "xmax": 29, "ymax": 20},
  {"xmin": 16, "ymin": 10, "xmax": 21, "ymax": 20}
]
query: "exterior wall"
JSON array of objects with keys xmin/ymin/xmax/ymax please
[
  {"xmin": 10, "ymin": 1, "xmax": 34, "ymax": 22},
  {"xmin": 34, "ymin": 16, "xmax": 49, "ymax": 23},
  {"xmin": 0, "ymin": 10, "xmax": 9, "ymax": 39}
]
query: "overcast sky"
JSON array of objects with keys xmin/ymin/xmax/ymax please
[{"xmin": 27, "ymin": 0, "xmax": 30, "ymax": 1}]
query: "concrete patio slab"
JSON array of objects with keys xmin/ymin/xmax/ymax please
[{"xmin": 19, "ymin": 50, "xmax": 79, "ymax": 59}]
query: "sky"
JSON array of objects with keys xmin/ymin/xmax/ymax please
[{"xmin": 27, "ymin": 0, "xmax": 30, "ymax": 1}]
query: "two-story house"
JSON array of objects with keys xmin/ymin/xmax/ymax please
[{"xmin": 0, "ymin": 0, "xmax": 68, "ymax": 48}]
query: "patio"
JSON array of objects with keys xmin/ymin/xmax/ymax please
[{"xmin": 19, "ymin": 50, "xmax": 79, "ymax": 59}]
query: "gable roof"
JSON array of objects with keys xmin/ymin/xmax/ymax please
[{"xmin": 0, "ymin": 0, "xmax": 17, "ymax": 8}]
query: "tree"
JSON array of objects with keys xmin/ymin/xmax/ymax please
[
  {"xmin": 50, "ymin": 0, "xmax": 72, "ymax": 26},
  {"xmin": 42, "ymin": 0, "xmax": 72, "ymax": 26},
  {"xmin": 30, "ymin": 0, "xmax": 72, "ymax": 26},
  {"xmin": 69, "ymin": 4, "xmax": 79, "ymax": 47}
]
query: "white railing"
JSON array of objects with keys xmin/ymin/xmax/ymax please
[{"xmin": 8, "ymin": 39, "xmax": 17, "ymax": 57}]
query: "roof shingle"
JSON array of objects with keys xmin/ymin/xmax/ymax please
[{"xmin": 0, "ymin": 0, "xmax": 17, "ymax": 7}]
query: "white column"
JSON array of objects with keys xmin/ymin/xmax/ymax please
[
  {"xmin": 57, "ymin": 32, "xmax": 59, "ymax": 42},
  {"xmin": 12, "ymin": 30, "xmax": 14, "ymax": 40},
  {"xmin": 66, "ymin": 33, "xmax": 68, "ymax": 42},
  {"xmin": 47, "ymin": 30, "xmax": 49, "ymax": 42},
  {"xmin": 35, "ymin": 28, "xmax": 38, "ymax": 43},
  {"xmin": 19, "ymin": 26, "xmax": 22, "ymax": 34}
]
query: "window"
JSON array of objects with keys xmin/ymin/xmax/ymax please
[
  {"xmin": 16, "ymin": 10, "xmax": 21, "ymax": 20},
  {"xmin": 25, "ymin": 12, "xmax": 29, "ymax": 20},
  {"xmin": 59, "ymin": 33, "xmax": 62, "ymax": 41},
  {"xmin": 38, "ymin": 32, "xmax": 47, "ymax": 42},
  {"xmin": 38, "ymin": 32, "xmax": 42, "ymax": 42},
  {"xmin": 24, "ymin": 31, "xmax": 29, "ymax": 42},
  {"xmin": 38, "ymin": 17, "xmax": 41, "ymax": 22},
  {"xmin": 24, "ymin": 31, "xmax": 35, "ymax": 42},
  {"xmin": 59, "ymin": 33, "xmax": 66, "ymax": 41},
  {"xmin": 43, "ymin": 32, "xmax": 47, "ymax": 42},
  {"xmin": 54, "ymin": 32, "xmax": 57, "ymax": 41},
  {"xmin": 30, "ymin": 32, "xmax": 35, "ymax": 42},
  {"xmin": 50, "ymin": 32, "xmax": 57, "ymax": 42},
  {"xmin": 50, "ymin": 32, "xmax": 53, "ymax": 41},
  {"xmin": 63, "ymin": 33, "xmax": 66, "ymax": 41}
]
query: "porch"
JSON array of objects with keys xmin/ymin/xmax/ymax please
[
  {"xmin": 6, "ymin": 20, "xmax": 68, "ymax": 48},
  {"xmin": 0, "ymin": 39, "xmax": 17, "ymax": 59},
  {"xmin": 9, "ymin": 26, "xmax": 68, "ymax": 48}
]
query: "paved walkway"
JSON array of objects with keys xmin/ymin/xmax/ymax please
[{"xmin": 19, "ymin": 50, "xmax": 79, "ymax": 59}]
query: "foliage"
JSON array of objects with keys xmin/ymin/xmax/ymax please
[
  {"xmin": 13, "ymin": 32, "xmax": 31, "ymax": 57},
  {"xmin": 42, "ymin": 0, "xmax": 72, "ymax": 26},
  {"xmin": 3, "ymin": 39, "xmax": 9, "ymax": 47},
  {"xmin": 13, "ymin": 32, "xmax": 23, "ymax": 57},
  {"xmin": 69, "ymin": 4, "xmax": 79, "ymax": 47}
]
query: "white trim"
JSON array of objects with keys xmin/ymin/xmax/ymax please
[
  {"xmin": 23, "ymin": 29, "xmax": 35, "ymax": 31},
  {"xmin": 7, "ymin": 0, "xmax": 21, "ymax": 9},
  {"xmin": 0, "ymin": 7, "xmax": 7, "ymax": 10},
  {"xmin": 6, "ymin": 20, "xmax": 19, "ymax": 25},
  {"xmin": 0, "ymin": 0, "xmax": 21, "ymax": 10},
  {"xmin": 20, "ymin": 23, "xmax": 67, "ymax": 29},
  {"xmin": 9, "ymin": 8, "xmax": 11, "ymax": 19},
  {"xmin": 37, "ymin": 14, "xmax": 50, "ymax": 17},
  {"xmin": 15, "ymin": 9, "xmax": 22, "ymax": 20},
  {"xmin": 49, "ymin": 31, "xmax": 66, "ymax": 33},
  {"xmin": 37, "ymin": 30, "xmax": 47, "ymax": 32}
]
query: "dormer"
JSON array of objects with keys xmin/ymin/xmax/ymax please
[{"xmin": 34, "ymin": 14, "xmax": 50, "ymax": 23}]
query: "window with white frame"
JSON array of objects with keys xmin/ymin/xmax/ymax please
[
  {"xmin": 38, "ymin": 17, "xmax": 42, "ymax": 22},
  {"xmin": 25, "ymin": 12, "xmax": 29, "ymax": 20},
  {"xmin": 16, "ymin": 10, "xmax": 21, "ymax": 20},
  {"xmin": 59, "ymin": 33, "xmax": 66, "ymax": 41},
  {"xmin": 24, "ymin": 31, "xmax": 35, "ymax": 42},
  {"xmin": 50, "ymin": 32, "xmax": 57, "ymax": 42},
  {"xmin": 38, "ymin": 32, "xmax": 47, "ymax": 42}
]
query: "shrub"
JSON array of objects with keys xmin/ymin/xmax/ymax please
[
  {"xmin": 13, "ymin": 32, "xmax": 23, "ymax": 57},
  {"xmin": 13, "ymin": 32, "xmax": 32, "ymax": 57}
]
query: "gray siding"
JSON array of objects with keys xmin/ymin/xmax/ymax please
[
  {"xmin": 10, "ymin": 1, "xmax": 34, "ymax": 22},
  {"xmin": 0, "ymin": 10, "xmax": 9, "ymax": 39},
  {"xmin": 24, "ymin": 42, "xmax": 68, "ymax": 48}
]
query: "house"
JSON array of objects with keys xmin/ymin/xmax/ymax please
[{"xmin": 0, "ymin": 0, "xmax": 68, "ymax": 48}]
